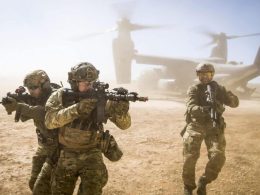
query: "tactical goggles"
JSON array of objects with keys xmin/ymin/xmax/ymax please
[{"xmin": 197, "ymin": 72, "xmax": 213, "ymax": 77}]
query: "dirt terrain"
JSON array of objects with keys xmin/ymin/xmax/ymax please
[{"xmin": 0, "ymin": 98, "xmax": 260, "ymax": 195}]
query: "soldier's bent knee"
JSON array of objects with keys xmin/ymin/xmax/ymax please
[
  {"xmin": 214, "ymin": 152, "xmax": 226, "ymax": 170},
  {"xmin": 81, "ymin": 167, "xmax": 108, "ymax": 188}
]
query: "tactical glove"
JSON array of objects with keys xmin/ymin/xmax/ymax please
[
  {"xmin": 226, "ymin": 91, "xmax": 239, "ymax": 108},
  {"xmin": 107, "ymin": 100, "xmax": 129, "ymax": 116},
  {"xmin": 76, "ymin": 99, "xmax": 97, "ymax": 115},
  {"xmin": 2, "ymin": 97, "xmax": 17, "ymax": 114}
]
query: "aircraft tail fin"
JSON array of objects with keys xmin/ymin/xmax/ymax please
[{"xmin": 253, "ymin": 47, "xmax": 260, "ymax": 72}]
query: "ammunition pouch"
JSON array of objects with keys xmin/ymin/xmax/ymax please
[
  {"xmin": 59, "ymin": 126, "xmax": 101, "ymax": 149},
  {"xmin": 100, "ymin": 130, "xmax": 123, "ymax": 162},
  {"xmin": 58, "ymin": 125, "xmax": 123, "ymax": 161}
]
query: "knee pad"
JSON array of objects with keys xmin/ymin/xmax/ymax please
[{"xmin": 211, "ymin": 151, "xmax": 226, "ymax": 170}]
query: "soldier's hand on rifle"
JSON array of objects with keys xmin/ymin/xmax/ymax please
[
  {"xmin": 76, "ymin": 99, "xmax": 97, "ymax": 115},
  {"xmin": 2, "ymin": 97, "xmax": 17, "ymax": 114},
  {"xmin": 226, "ymin": 91, "xmax": 239, "ymax": 108},
  {"xmin": 107, "ymin": 100, "xmax": 129, "ymax": 116}
]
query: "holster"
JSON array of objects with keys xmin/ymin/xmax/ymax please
[
  {"xmin": 36, "ymin": 129, "xmax": 57, "ymax": 146},
  {"xmin": 99, "ymin": 130, "xmax": 111, "ymax": 153}
]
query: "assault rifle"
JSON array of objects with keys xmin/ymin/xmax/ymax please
[
  {"xmin": 205, "ymin": 84, "xmax": 218, "ymax": 128},
  {"xmin": 1, "ymin": 86, "xmax": 35, "ymax": 122},
  {"xmin": 62, "ymin": 81, "xmax": 148, "ymax": 123}
]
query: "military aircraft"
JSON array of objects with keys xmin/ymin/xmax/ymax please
[
  {"xmin": 110, "ymin": 17, "xmax": 260, "ymax": 97},
  {"xmin": 72, "ymin": 5, "xmax": 260, "ymax": 97}
]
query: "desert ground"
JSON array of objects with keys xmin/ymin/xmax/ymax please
[{"xmin": 0, "ymin": 96, "xmax": 260, "ymax": 195}]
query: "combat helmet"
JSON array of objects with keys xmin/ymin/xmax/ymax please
[
  {"xmin": 68, "ymin": 62, "xmax": 99, "ymax": 91},
  {"xmin": 196, "ymin": 63, "xmax": 215, "ymax": 73},
  {"xmin": 23, "ymin": 70, "xmax": 50, "ymax": 89}
]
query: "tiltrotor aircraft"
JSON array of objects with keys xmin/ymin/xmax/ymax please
[
  {"xmin": 111, "ymin": 17, "xmax": 260, "ymax": 97},
  {"xmin": 73, "ymin": 11, "xmax": 260, "ymax": 97}
]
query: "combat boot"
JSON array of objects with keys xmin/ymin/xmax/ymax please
[
  {"xmin": 184, "ymin": 185, "xmax": 193, "ymax": 195},
  {"xmin": 197, "ymin": 176, "xmax": 207, "ymax": 195}
]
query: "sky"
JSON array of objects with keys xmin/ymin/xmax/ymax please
[{"xmin": 0, "ymin": 0, "xmax": 260, "ymax": 91}]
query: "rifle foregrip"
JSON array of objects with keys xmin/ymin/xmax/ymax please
[{"xmin": 14, "ymin": 110, "xmax": 21, "ymax": 122}]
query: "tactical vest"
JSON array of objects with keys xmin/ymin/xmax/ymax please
[
  {"xmin": 60, "ymin": 99, "xmax": 104, "ymax": 150},
  {"xmin": 196, "ymin": 81, "xmax": 226, "ymax": 115},
  {"xmin": 186, "ymin": 81, "xmax": 226, "ymax": 124}
]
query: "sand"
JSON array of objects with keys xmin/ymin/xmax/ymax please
[{"xmin": 0, "ymin": 98, "xmax": 260, "ymax": 195}]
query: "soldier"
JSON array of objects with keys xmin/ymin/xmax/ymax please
[
  {"xmin": 181, "ymin": 63, "xmax": 239, "ymax": 195},
  {"xmin": 45, "ymin": 62, "xmax": 131, "ymax": 195},
  {"xmin": 1, "ymin": 70, "xmax": 59, "ymax": 193}
]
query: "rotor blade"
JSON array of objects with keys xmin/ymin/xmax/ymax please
[
  {"xmin": 199, "ymin": 29, "xmax": 219, "ymax": 39},
  {"xmin": 195, "ymin": 30, "xmax": 219, "ymax": 49},
  {"xmin": 130, "ymin": 23, "xmax": 174, "ymax": 31},
  {"xmin": 200, "ymin": 40, "xmax": 217, "ymax": 49},
  {"xmin": 227, "ymin": 33, "xmax": 260, "ymax": 39},
  {"xmin": 70, "ymin": 27, "xmax": 117, "ymax": 41}
]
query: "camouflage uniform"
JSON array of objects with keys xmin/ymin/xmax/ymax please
[
  {"xmin": 182, "ymin": 80, "xmax": 239, "ymax": 192},
  {"xmin": 45, "ymin": 62, "xmax": 131, "ymax": 195},
  {"xmin": 18, "ymin": 95, "xmax": 58, "ymax": 193},
  {"xmin": 2, "ymin": 70, "xmax": 59, "ymax": 194}
]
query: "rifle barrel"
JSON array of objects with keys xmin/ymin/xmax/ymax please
[{"xmin": 137, "ymin": 97, "xmax": 148, "ymax": 102}]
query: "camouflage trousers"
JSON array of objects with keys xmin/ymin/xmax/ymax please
[
  {"xmin": 29, "ymin": 144, "xmax": 57, "ymax": 193},
  {"xmin": 33, "ymin": 161, "xmax": 53, "ymax": 195},
  {"xmin": 51, "ymin": 148, "xmax": 108, "ymax": 195},
  {"xmin": 182, "ymin": 121, "xmax": 226, "ymax": 189}
]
